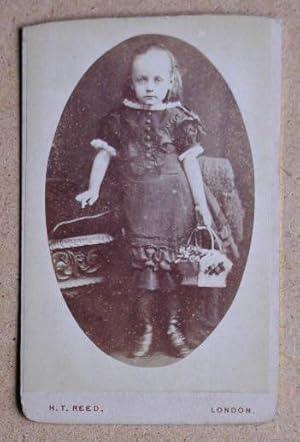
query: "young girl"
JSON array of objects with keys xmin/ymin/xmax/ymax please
[{"xmin": 76, "ymin": 44, "xmax": 212, "ymax": 358}]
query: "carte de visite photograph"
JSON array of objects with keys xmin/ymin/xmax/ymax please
[{"xmin": 21, "ymin": 15, "xmax": 281, "ymax": 424}]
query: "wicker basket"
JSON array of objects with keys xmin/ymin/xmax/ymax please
[{"xmin": 176, "ymin": 226, "xmax": 233, "ymax": 288}]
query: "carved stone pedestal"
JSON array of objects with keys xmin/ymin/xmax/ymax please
[{"xmin": 49, "ymin": 233, "xmax": 113, "ymax": 289}]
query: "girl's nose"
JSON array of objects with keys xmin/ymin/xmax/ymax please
[{"xmin": 146, "ymin": 81, "xmax": 154, "ymax": 91}]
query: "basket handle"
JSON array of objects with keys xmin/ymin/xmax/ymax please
[
  {"xmin": 186, "ymin": 226, "xmax": 223, "ymax": 251},
  {"xmin": 201, "ymin": 226, "xmax": 224, "ymax": 251},
  {"xmin": 186, "ymin": 227, "xmax": 203, "ymax": 248}
]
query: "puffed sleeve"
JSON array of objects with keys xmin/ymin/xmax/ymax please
[
  {"xmin": 174, "ymin": 107, "xmax": 206, "ymax": 162},
  {"xmin": 90, "ymin": 112, "xmax": 121, "ymax": 158}
]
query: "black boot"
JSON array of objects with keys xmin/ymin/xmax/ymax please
[
  {"xmin": 133, "ymin": 322, "xmax": 153, "ymax": 358},
  {"xmin": 132, "ymin": 291, "xmax": 154, "ymax": 358},
  {"xmin": 165, "ymin": 292, "xmax": 191, "ymax": 358},
  {"xmin": 167, "ymin": 316, "xmax": 191, "ymax": 358}
]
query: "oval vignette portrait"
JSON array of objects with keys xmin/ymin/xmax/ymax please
[{"xmin": 46, "ymin": 35, "xmax": 254, "ymax": 367}]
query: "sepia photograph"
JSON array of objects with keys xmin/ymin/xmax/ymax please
[{"xmin": 46, "ymin": 34, "xmax": 253, "ymax": 367}]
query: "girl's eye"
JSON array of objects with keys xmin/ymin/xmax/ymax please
[
  {"xmin": 155, "ymin": 77, "xmax": 163, "ymax": 83},
  {"xmin": 136, "ymin": 77, "xmax": 147, "ymax": 84}
]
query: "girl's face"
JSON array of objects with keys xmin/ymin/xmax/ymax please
[{"xmin": 131, "ymin": 49, "xmax": 173, "ymax": 105}]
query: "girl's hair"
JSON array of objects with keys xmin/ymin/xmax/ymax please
[{"xmin": 123, "ymin": 43, "xmax": 183, "ymax": 102}]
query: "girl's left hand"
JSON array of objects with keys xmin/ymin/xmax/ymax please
[{"xmin": 195, "ymin": 205, "xmax": 213, "ymax": 228}]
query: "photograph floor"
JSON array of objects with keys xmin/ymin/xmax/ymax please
[{"xmin": 62, "ymin": 280, "xmax": 234, "ymax": 367}]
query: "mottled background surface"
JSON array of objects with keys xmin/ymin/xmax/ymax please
[{"xmin": 0, "ymin": 0, "xmax": 299, "ymax": 439}]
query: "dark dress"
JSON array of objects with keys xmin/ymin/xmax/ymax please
[{"xmin": 94, "ymin": 100, "xmax": 205, "ymax": 291}]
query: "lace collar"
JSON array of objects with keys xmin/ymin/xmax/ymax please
[{"xmin": 123, "ymin": 98, "xmax": 181, "ymax": 111}]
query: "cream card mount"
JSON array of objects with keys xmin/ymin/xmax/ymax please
[{"xmin": 21, "ymin": 15, "xmax": 281, "ymax": 424}]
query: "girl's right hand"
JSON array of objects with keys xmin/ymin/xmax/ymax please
[{"xmin": 75, "ymin": 189, "xmax": 99, "ymax": 208}]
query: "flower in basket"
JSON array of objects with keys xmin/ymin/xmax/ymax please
[{"xmin": 176, "ymin": 245, "xmax": 205, "ymax": 262}]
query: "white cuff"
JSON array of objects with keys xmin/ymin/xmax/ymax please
[
  {"xmin": 178, "ymin": 143, "xmax": 204, "ymax": 162},
  {"xmin": 90, "ymin": 138, "xmax": 117, "ymax": 157}
]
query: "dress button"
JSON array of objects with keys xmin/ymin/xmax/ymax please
[
  {"xmin": 145, "ymin": 134, "xmax": 151, "ymax": 141},
  {"xmin": 146, "ymin": 152, "xmax": 152, "ymax": 158},
  {"xmin": 147, "ymin": 111, "xmax": 152, "ymax": 116},
  {"xmin": 145, "ymin": 126, "xmax": 151, "ymax": 132},
  {"xmin": 145, "ymin": 119, "xmax": 151, "ymax": 124}
]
